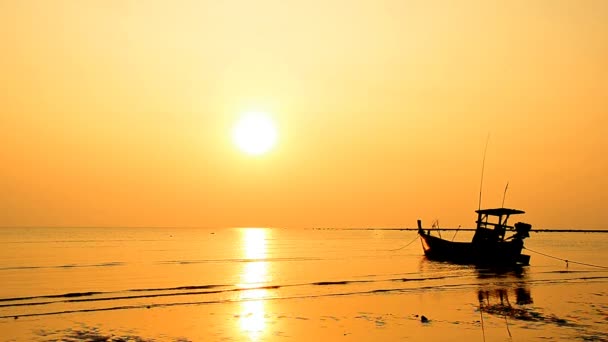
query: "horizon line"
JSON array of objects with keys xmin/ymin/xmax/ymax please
[{"xmin": 0, "ymin": 226, "xmax": 606, "ymax": 233}]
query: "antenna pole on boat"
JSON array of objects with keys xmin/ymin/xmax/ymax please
[
  {"xmin": 501, "ymin": 182, "xmax": 509, "ymax": 207},
  {"xmin": 478, "ymin": 134, "xmax": 490, "ymax": 211}
]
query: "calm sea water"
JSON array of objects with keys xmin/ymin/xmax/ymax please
[{"xmin": 1, "ymin": 227, "xmax": 607, "ymax": 341}]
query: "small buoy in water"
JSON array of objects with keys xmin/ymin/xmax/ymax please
[{"xmin": 421, "ymin": 315, "xmax": 429, "ymax": 323}]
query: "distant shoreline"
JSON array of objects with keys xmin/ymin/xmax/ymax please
[
  {"xmin": 1, "ymin": 226, "xmax": 606, "ymax": 233},
  {"xmin": 314, "ymin": 227, "xmax": 608, "ymax": 233}
]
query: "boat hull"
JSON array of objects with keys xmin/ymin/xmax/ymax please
[{"xmin": 419, "ymin": 231, "xmax": 530, "ymax": 266}]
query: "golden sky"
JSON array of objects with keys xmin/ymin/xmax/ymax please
[{"xmin": 1, "ymin": 1, "xmax": 606, "ymax": 229}]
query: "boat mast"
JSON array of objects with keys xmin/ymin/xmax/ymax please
[
  {"xmin": 478, "ymin": 134, "xmax": 490, "ymax": 210},
  {"xmin": 501, "ymin": 182, "xmax": 509, "ymax": 207}
]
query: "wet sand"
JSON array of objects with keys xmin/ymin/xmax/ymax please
[
  {"xmin": 1, "ymin": 228, "xmax": 607, "ymax": 341},
  {"xmin": 3, "ymin": 278, "xmax": 606, "ymax": 341}
]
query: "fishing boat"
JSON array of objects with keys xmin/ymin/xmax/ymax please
[{"xmin": 417, "ymin": 208, "xmax": 532, "ymax": 266}]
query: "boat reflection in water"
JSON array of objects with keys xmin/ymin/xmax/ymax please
[
  {"xmin": 477, "ymin": 286, "xmax": 533, "ymax": 309},
  {"xmin": 475, "ymin": 267, "xmax": 538, "ymax": 322},
  {"xmin": 476, "ymin": 285, "xmax": 544, "ymax": 325},
  {"xmin": 238, "ymin": 228, "xmax": 271, "ymax": 341}
]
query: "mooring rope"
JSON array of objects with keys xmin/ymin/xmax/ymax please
[
  {"xmin": 386, "ymin": 235, "xmax": 420, "ymax": 251},
  {"xmin": 523, "ymin": 246, "xmax": 608, "ymax": 269}
]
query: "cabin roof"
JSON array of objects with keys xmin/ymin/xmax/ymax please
[{"xmin": 476, "ymin": 208, "xmax": 525, "ymax": 216}]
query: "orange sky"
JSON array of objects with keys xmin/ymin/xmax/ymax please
[{"xmin": 1, "ymin": 1, "xmax": 606, "ymax": 229}]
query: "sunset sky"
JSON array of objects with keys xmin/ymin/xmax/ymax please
[{"xmin": 1, "ymin": 1, "xmax": 606, "ymax": 229}]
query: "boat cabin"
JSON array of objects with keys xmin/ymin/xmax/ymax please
[{"xmin": 473, "ymin": 208, "xmax": 531, "ymax": 244}]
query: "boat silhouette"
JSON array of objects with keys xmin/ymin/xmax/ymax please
[{"xmin": 418, "ymin": 208, "xmax": 532, "ymax": 266}]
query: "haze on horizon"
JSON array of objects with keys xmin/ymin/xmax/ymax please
[{"xmin": 1, "ymin": 1, "xmax": 606, "ymax": 230}]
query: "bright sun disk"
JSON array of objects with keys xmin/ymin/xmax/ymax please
[{"xmin": 233, "ymin": 112, "xmax": 278, "ymax": 156}]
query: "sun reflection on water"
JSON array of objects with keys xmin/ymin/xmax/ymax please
[
  {"xmin": 241, "ymin": 261, "xmax": 269, "ymax": 287},
  {"xmin": 244, "ymin": 228, "xmax": 267, "ymax": 260},
  {"xmin": 238, "ymin": 228, "xmax": 271, "ymax": 341}
]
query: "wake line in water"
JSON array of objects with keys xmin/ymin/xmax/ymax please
[
  {"xmin": 0, "ymin": 257, "xmax": 323, "ymax": 272},
  {"xmin": 541, "ymin": 269, "xmax": 608, "ymax": 274},
  {"xmin": 310, "ymin": 274, "xmax": 468, "ymax": 286},
  {"xmin": 160, "ymin": 256, "xmax": 321, "ymax": 264},
  {"xmin": 0, "ymin": 283, "xmax": 481, "ymax": 320},
  {"xmin": 0, "ymin": 257, "xmax": 328, "ymax": 271},
  {"xmin": 5, "ymin": 270, "xmax": 605, "ymax": 305},
  {"xmin": 0, "ymin": 274, "xmax": 464, "ymax": 304},
  {"xmin": 0, "ymin": 285, "xmax": 231, "ymax": 303},
  {"xmin": 2, "ymin": 274, "xmax": 607, "ymax": 319},
  {"xmin": 0, "ymin": 285, "xmax": 281, "ymax": 309},
  {"xmin": 0, "ymin": 262, "xmax": 126, "ymax": 271},
  {"xmin": 0, "ymin": 239, "xmax": 161, "ymax": 245},
  {"xmin": 7, "ymin": 275, "xmax": 597, "ymax": 320},
  {"xmin": 0, "ymin": 275, "xmax": 465, "ymax": 312}
]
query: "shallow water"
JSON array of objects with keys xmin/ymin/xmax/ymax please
[{"xmin": 1, "ymin": 227, "xmax": 607, "ymax": 341}]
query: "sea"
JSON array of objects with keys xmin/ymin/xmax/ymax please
[{"xmin": 1, "ymin": 227, "xmax": 607, "ymax": 341}]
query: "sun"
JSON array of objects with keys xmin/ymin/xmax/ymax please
[{"xmin": 232, "ymin": 112, "xmax": 278, "ymax": 156}]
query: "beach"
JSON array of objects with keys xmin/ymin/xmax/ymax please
[
  {"xmin": 3, "ymin": 1, "xmax": 607, "ymax": 340},
  {"xmin": 1, "ymin": 228, "xmax": 607, "ymax": 341}
]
